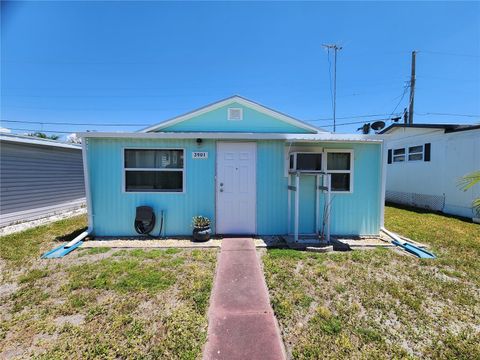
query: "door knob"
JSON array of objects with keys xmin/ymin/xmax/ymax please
[
  {"xmin": 220, "ymin": 189, "xmax": 224, "ymax": 192},
  {"xmin": 220, "ymin": 183, "xmax": 224, "ymax": 186}
]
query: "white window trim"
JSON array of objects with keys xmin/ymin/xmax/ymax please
[
  {"xmin": 393, "ymin": 147, "xmax": 406, "ymax": 163},
  {"xmin": 407, "ymin": 145, "xmax": 424, "ymax": 161},
  {"xmin": 324, "ymin": 149, "xmax": 354, "ymax": 194},
  {"xmin": 122, "ymin": 147, "xmax": 186, "ymax": 194},
  {"xmin": 227, "ymin": 107, "xmax": 243, "ymax": 121}
]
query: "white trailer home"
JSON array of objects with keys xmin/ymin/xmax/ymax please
[{"xmin": 379, "ymin": 123, "xmax": 480, "ymax": 220}]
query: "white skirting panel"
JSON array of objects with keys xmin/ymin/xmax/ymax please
[{"xmin": 386, "ymin": 191, "xmax": 445, "ymax": 212}]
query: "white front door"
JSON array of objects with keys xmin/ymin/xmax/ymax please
[{"xmin": 216, "ymin": 142, "xmax": 256, "ymax": 234}]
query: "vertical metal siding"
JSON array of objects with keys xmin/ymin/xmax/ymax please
[
  {"xmin": 0, "ymin": 141, "xmax": 85, "ymax": 226},
  {"xmin": 289, "ymin": 143, "xmax": 382, "ymax": 236},
  {"xmin": 88, "ymin": 139, "xmax": 382, "ymax": 237},
  {"xmin": 88, "ymin": 138, "xmax": 216, "ymax": 236},
  {"xmin": 256, "ymin": 141, "xmax": 289, "ymax": 235},
  {"xmin": 160, "ymin": 103, "xmax": 315, "ymax": 134}
]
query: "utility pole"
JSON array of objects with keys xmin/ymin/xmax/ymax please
[
  {"xmin": 408, "ymin": 50, "xmax": 416, "ymax": 125},
  {"xmin": 323, "ymin": 44, "xmax": 342, "ymax": 132}
]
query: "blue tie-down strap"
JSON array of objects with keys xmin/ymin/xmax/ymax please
[{"xmin": 42, "ymin": 241, "xmax": 84, "ymax": 259}]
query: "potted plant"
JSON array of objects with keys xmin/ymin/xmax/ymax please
[{"xmin": 192, "ymin": 216, "xmax": 211, "ymax": 242}]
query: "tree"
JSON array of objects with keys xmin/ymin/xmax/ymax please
[
  {"xmin": 459, "ymin": 170, "xmax": 480, "ymax": 216},
  {"xmin": 66, "ymin": 133, "xmax": 82, "ymax": 144},
  {"xmin": 28, "ymin": 132, "xmax": 60, "ymax": 140}
]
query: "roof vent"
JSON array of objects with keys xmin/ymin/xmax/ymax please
[{"xmin": 228, "ymin": 108, "xmax": 243, "ymax": 121}]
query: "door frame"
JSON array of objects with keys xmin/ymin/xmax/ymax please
[{"xmin": 215, "ymin": 141, "xmax": 257, "ymax": 235}]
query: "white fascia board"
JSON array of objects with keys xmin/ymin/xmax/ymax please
[
  {"xmin": 79, "ymin": 132, "xmax": 382, "ymax": 143},
  {"xmin": 139, "ymin": 95, "xmax": 324, "ymax": 134},
  {"xmin": 0, "ymin": 134, "xmax": 82, "ymax": 150}
]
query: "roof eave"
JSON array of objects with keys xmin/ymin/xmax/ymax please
[{"xmin": 78, "ymin": 131, "xmax": 382, "ymax": 143}]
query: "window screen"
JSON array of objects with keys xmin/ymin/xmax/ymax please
[
  {"xmin": 408, "ymin": 145, "xmax": 423, "ymax": 161},
  {"xmin": 326, "ymin": 152, "xmax": 352, "ymax": 192},
  {"xmin": 393, "ymin": 148, "xmax": 406, "ymax": 162},
  {"xmin": 124, "ymin": 149, "xmax": 184, "ymax": 192}
]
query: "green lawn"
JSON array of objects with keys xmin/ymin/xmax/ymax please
[
  {"xmin": 0, "ymin": 216, "xmax": 217, "ymax": 359},
  {"xmin": 262, "ymin": 206, "xmax": 480, "ymax": 359}
]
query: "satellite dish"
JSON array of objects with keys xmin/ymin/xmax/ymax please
[{"xmin": 371, "ymin": 121, "xmax": 385, "ymax": 131}]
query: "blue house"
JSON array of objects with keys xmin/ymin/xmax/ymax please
[{"xmin": 80, "ymin": 96, "xmax": 385, "ymax": 239}]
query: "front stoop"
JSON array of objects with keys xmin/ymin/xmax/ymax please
[{"xmin": 203, "ymin": 238, "xmax": 286, "ymax": 360}]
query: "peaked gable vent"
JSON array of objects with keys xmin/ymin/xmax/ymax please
[{"xmin": 228, "ymin": 108, "xmax": 243, "ymax": 121}]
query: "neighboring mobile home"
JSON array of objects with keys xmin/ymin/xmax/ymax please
[
  {"xmin": 79, "ymin": 96, "xmax": 384, "ymax": 238},
  {"xmin": 379, "ymin": 123, "xmax": 480, "ymax": 219},
  {"xmin": 0, "ymin": 133, "xmax": 85, "ymax": 227}
]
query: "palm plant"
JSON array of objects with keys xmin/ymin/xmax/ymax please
[{"xmin": 459, "ymin": 170, "xmax": 480, "ymax": 216}]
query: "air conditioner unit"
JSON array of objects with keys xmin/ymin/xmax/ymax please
[{"xmin": 289, "ymin": 152, "xmax": 323, "ymax": 172}]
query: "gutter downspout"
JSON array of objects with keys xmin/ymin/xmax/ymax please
[
  {"xmin": 380, "ymin": 139, "xmax": 386, "ymax": 229},
  {"xmin": 65, "ymin": 137, "xmax": 93, "ymax": 248},
  {"xmin": 381, "ymin": 227, "xmax": 403, "ymax": 244}
]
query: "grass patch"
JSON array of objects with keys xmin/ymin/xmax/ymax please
[
  {"xmin": 67, "ymin": 259, "xmax": 177, "ymax": 294},
  {"xmin": 0, "ymin": 215, "xmax": 87, "ymax": 264},
  {"xmin": 18, "ymin": 269, "xmax": 50, "ymax": 284},
  {"xmin": 0, "ymin": 218, "xmax": 217, "ymax": 359},
  {"xmin": 263, "ymin": 205, "xmax": 480, "ymax": 359},
  {"xmin": 78, "ymin": 247, "xmax": 111, "ymax": 256}
]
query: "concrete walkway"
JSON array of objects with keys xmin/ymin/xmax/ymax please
[{"xmin": 203, "ymin": 238, "xmax": 286, "ymax": 360}]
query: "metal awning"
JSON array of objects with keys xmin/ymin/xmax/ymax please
[{"xmin": 78, "ymin": 131, "xmax": 382, "ymax": 143}]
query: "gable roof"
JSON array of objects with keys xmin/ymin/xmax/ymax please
[
  {"xmin": 140, "ymin": 95, "xmax": 324, "ymax": 134},
  {"xmin": 379, "ymin": 123, "xmax": 480, "ymax": 135}
]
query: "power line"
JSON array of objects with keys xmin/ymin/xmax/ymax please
[
  {"xmin": 323, "ymin": 44, "xmax": 342, "ymax": 132},
  {"xmin": 4, "ymin": 105, "xmax": 186, "ymax": 111},
  {"xmin": 7, "ymin": 118, "xmax": 380, "ymax": 134},
  {"xmin": 6, "ymin": 128, "xmax": 82, "ymax": 134},
  {"xmin": 322, "ymin": 118, "xmax": 393, "ymax": 128},
  {"xmin": 308, "ymin": 113, "xmax": 402, "ymax": 122},
  {"xmin": 419, "ymin": 50, "xmax": 480, "ymax": 58},
  {"xmin": 389, "ymin": 83, "xmax": 410, "ymax": 118},
  {"xmin": 1, "ymin": 119, "xmax": 149, "ymax": 126},
  {"xmin": 416, "ymin": 112, "xmax": 480, "ymax": 118},
  {"xmin": 2, "ymin": 113, "xmax": 403, "ymax": 126}
]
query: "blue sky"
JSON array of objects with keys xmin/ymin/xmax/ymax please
[{"xmin": 1, "ymin": 1, "xmax": 479, "ymax": 137}]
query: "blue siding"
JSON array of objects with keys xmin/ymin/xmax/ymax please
[
  {"xmin": 87, "ymin": 138, "xmax": 382, "ymax": 237},
  {"xmin": 158, "ymin": 102, "xmax": 316, "ymax": 134},
  {"xmin": 256, "ymin": 141, "xmax": 288, "ymax": 235},
  {"xmin": 87, "ymin": 138, "xmax": 216, "ymax": 236},
  {"xmin": 286, "ymin": 143, "xmax": 382, "ymax": 236}
]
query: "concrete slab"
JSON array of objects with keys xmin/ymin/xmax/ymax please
[
  {"xmin": 205, "ymin": 313, "xmax": 284, "ymax": 360},
  {"xmin": 212, "ymin": 263, "xmax": 271, "ymax": 314},
  {"xmin": 221, "ymin": 238, "xmax": 256, "ymax": 251},
  {"xmin": 81, "ymin": 239, "xmax": 222, "ymax": 249},
  {"xmin": 203, "ymin": 238, "xmax": 285, "ymax": 360}
]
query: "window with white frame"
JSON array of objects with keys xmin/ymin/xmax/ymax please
[
  {"xmin": 393, "ymin": 148, "xmax": 406, "ymax": 162},
  {"xmin": 408, "ymin": 145, "xmax": 423, "ymax": 161},
  {"xmin": 326, "ymin": 151, "xmax": 352, "ymax": 192},
  {"xmin": 124, "ymin": 149, "xmax": 184, "ymax": 192}
]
